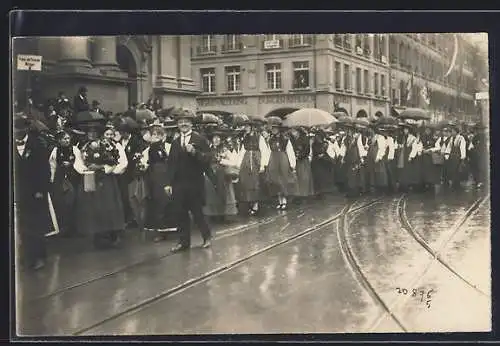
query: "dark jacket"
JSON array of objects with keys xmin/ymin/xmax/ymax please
[
  {"xmin": 73, "ymin": 94, "xmax": 90, "ymax": 113},
  {"xmin": 165, "ymin": 131, "xmax": 214, "ymax": 200},
  {"xmin": 14, "ymin": 134, "xmax": 50, "ymax": 206}
]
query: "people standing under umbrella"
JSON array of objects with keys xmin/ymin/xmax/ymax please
[
  {"xmin": 48, "ymin": 130, "xmax": 78, "ymax": 237},
  {"xmin": 203, "ymin": 131, "xmax": 239, "ymax": 221},
  {"xmin": 72, "ymin": 120, "xmax": 128, "ymax": 249},
  {"xmin": 265, "ymin": 118, "xmax": 297, "ymax": 210},
  {"xmin": 236, "ymin": 120, "xmax": 270, "ymax": 216},
  {"xmin": 396, "ymin": 122, "xmax": 419, "ymax": 192},
  {"xmin": 289, "ymin": 127, "xmax": 314, "ymax": 203},
  {"xmin": 143, "ymin": 121, "xmax": 177, "ymax": 242},
  {"xmin": 420, "ymin": 125, "xmax": 443, "ymax": 193},
  {"xmin": 14, "ymin": 115, "xmax": 51, "ymax": 270}
]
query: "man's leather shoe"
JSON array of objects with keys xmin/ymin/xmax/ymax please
[
  {"xmin": 202, "ymin": 239, "xmax": 211, "ymax": 248},
  {"xmin": 171, "ymin": 244, "xmax": 189, "ymax": 253}
]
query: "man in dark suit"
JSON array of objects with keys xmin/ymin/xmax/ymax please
[
  {"xmin": 164, "ymin": 110, "xmax": 214, "ymax": 252},
  {"xmin": 73, "ymin": 86, "xmax": 90, "ymax": 113},
  {"xmin": 14, "ymin": 116, "xmax": 51, "ymax": 270}
]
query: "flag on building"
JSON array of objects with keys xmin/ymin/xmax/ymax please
[
  {"xmin": 419, "ymin": 83, "xmax": 431, "ymax": 109},
  {"xmin": 406, "ymin": 73, "xmax": 414, "ymax": 104}
]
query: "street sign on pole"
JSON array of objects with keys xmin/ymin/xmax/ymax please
[{"xmin": 17, "ymin": 54, "xmax": 42, "ymax": 71}]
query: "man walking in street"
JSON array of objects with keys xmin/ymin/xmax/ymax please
[
  {"xmin": 14, "ymin": 115, "xmax": 51, "ymax": 270},
  {"xmin": 164, "ymin": 109, "xmax": 214, "ymax": 252}
]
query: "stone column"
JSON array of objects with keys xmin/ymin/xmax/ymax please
[
  {"xmin": 58, "ymin": 36, "xmax": 91, "ymax": 67},
  {"xmin": 92, "ymin": 36, "xmax": 119, "ymax": 69},
  {"xmin": 384, "ymin": 35, "xmax": 389, "ymax": 62},
  {"xmin": 178, "ymin": 35, "xmax": 196, "ymax": 89},
  {"xmin": 157, "ymin": 35, "xmax": 178, "ymax": 89}
]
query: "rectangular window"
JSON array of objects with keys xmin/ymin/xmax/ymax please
[
  {"xmin": 200, "ymin": 68, "xmax": 216, "ymax": 93},
  {"xmin": 265, "ymin": 63, "xmax": 282, "ymax": 90},
  {"xmin": 374, "ymin": 72, "xmax": 379, "ymax": 95},
  {"xmin": 381, "ymin": 74, "xmax": 386, "ymax": 96},
  {"xmin": 225, "ymin": 35, "xmax": 241, "ymax": 51},
  {"xmin": 344, "ymin": 64, "xmax": 351, "ymax": 91},
  {"xmin": 290, "ymin": 34, "xmax": 307, "ymax": 47},
  {"xmin": 225, "ymin": 66, "xmax": 241, "ymax": 92},
  {"xmin": 201, "ymin": 35, "xmax": 216, "ymax": 53},
  {"xmin": 364, "ymin": 69, "xmax": 369, "ymax": 94},
  {"xmin": 343, "ymin": 34, "xmax": 352, "ymax": 51},
  {"xmin": 335, "ymin": 61, "xmax": 342, "ymax": 89},
  {"xmin": 356, "ymin": 67, "xmax": 362, "ymax": 94},
  {"xmin": 293, "ymin": 61, "xmax": 310, "ymax": 89}
]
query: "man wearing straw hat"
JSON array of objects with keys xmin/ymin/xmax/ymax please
[
  {"xmin": 14, "ymin": 115, "xmax": 51, "ymax": 270},
  {"xmin": 164, "ymin": 109, "xmax": 214, "ymax": 252}
]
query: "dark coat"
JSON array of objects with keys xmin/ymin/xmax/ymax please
[
  {"xmin": 14, "ymin": 134, "xmax": 51, "ymax": 236},
  {"xmin": 121, "ymin": 135, "xmax": 148, "ymax": 182},
  {"xmin": 165, "ymin": 131, "xmax": 214, "ymax": 204},
  {"xmin": 73, "ymin": 94, "xmax": 90, "ymax": 113}
]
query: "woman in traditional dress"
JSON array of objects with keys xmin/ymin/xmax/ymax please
[
  {"xmin": 332, "ymin": 129, "xmax": 348, "ymax": 193},
  {"xmin": 203, "ymin": 131, "xmax": 239, "ymax": 221},
  {"xmin": 344, "ymin": 126, "xmax": 367, "ymax": 197},
  {"xmin": 237, "ymin": 120, "xmax": 271, "ymax": 215},
  {"xmin": 266, "ymin": 119, "xmax": 297, "ymax": 210},
  {"xmin": 73, "ymin": 121, "xmax": 128, "ymax": 248},
  {"xmin": 366, "ymin": 126, "xmax": 388, "ymax": 194},
  {"xmin": 143, "ymin": 122, "xmax": 178, "ymax": 242},
  {"xmin": 396, "ymin": 123, "xmax": 419, "ymax": 192},
  {"xmin": 311, "ymin": 129, "xmax": 337, "ymax": 198},
  {"xmin": 380, "ymin": 126, "xmax": 398, "ymax": 194},
  {"xmin": 420, "ymin": 125, "xmax": 443, "ymax": 192},
  {"xmin": 49, "ymin": 130, "xmax": 78, "ymax": 237},
  {"xmin": 289, "ymin": 127, "xmax": 314, "ymax": 202}
]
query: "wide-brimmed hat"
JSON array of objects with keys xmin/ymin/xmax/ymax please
[
  {"xmin": 14, "ymin": 114, "xmax": 31, "ymax": 132},
  {"xmin": 172, "ymin": 108, "xmax": 196, "ymax": 121},
  {"xmin": 398, "ymin": 121, "xmax": 414, "ymax": 129}
]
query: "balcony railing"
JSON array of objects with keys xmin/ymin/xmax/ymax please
[
  {"xmin": 289, "ymin": 36, "xmax": 313, "ymax": 48},
  {"xmin": 262, "ymin": 39, "xmax": 284, "ymax": 50},
  {"xmin": 196, "ymin": 45, "xmax": 217, "ymax": 56},
  {"xmin": 221, "ymin": 42, "xmax": 244, "ymax": 53}
]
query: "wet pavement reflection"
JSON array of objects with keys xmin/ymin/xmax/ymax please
[{"xmin": 15, "ymin": 188, "xmax": 491, "ymax": 336}]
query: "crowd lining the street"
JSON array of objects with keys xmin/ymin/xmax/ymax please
[{"xmin": 14, "ymin": 86, "xmax": 489, "ymax": 271}]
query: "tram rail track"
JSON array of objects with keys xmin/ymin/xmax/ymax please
[
  {"xmin": 366, "ymin": 192, "xmax": 490, "ymax": 332},
  {"xmin": 397, "ymin": 193, "xmax": 489, "ymax": 297},
  {"xmin": 336, "ymin": 197, "xmax": 408, "ymax": 332},
  {"xmin": 25, "ymin": 204, "xmax": 311, "ymax": 302},
  {"xmin": 73, "ymin": 197, "xmax": 382, "ymax": 336}
]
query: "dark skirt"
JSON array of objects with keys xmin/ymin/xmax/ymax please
[
  {"xmin": 266, "ymin": 151, "xmax": 297, "ymax": 196},
  {"xmin": 51, "ymin": 171, "xmax": 76, "ymax": 235},
  {"xmin": 334, "ymin": 157, "xmax": 347, "ymax": 185},
  {"xmin": 421, "ymin": 153, "xmax": 442, "ymax": 185},
  {"xmin": 145, "ymin": 162, "xmax": 176, "ymax": 230},
  {"xmin": 203, "ymin": 166, "xmax": 238, "ymax": 216},
  {"xmin": 366, "ymin": 159, "xmax": 388, "ymax": 188},
  {"xmin": 75, "ymin": 173, "xmax": 125, "ymax": 235},
  {"xmin": 311, "ymin": 156, "xmax": 336, "ymax": 194},
  {"xmin": 293, "ymin": 158, "xmax": 315, "ymax": 197},
  {"xmin": 238, "ymin": 150, "xmax": 262, "ymax": 202},
  {"xmin": 128, "ymin": 175, "xmax": 149, "ymax": 227},
  {"xmin": 346, "ymin": 164, "xmax": 365, "ymax": 191},
  {"xmin": 398, "ymin": 158, "xmax": 419, "ymax": 188}
]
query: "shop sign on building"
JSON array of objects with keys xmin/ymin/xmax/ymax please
[
  {"xmin": 258, "ymin": 94, "xmax": 315, "ymax": 105},
  {"xmin": 197, "ymin": 97, "xmax": 248, "ymax": 107}
]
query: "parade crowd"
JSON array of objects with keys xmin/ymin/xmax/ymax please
[{"xmin": 14, "ymin": 86, "xmax": 489, "ymax": 271}]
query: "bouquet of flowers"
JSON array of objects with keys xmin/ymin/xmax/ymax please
[
  {"xmin": 81, "ymin": 139, "xmax": 120, "ymax": 192},
  {"xmin": 130, "ymin": 151, "xmax": 148, "ymax": 176},
  {"xmin": 81, "ymin": 139, "xmax": 120, "ymax": 167}
]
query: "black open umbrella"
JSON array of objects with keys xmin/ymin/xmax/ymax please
[
  {"xmin": 73, "ymin": 110, "xmax": 106, "ymax": 123},
  {"xmin": 264, "ymin": 107, "xmax": 300, "ymax": 119}
]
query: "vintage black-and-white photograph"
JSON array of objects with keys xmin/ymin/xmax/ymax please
[{"xmin": 12, "ymin": 33, "xmax": 490, "ymax": 336}]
